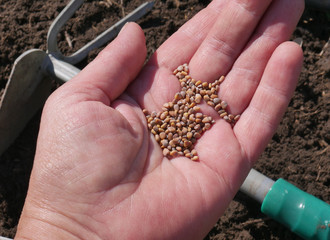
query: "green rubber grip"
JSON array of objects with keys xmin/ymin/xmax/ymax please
[{"xmin": 261, "ymin": 178, "xmax": 330, "ymax": 240}]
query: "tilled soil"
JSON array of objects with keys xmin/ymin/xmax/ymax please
[{"xmin": 0, "ymin": 0, "xmax": 329, "ymax": 239}]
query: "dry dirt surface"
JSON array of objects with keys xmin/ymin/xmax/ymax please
[{"xmin": 0, "ymin": 0, "xmax": 329, "ymax": 239}]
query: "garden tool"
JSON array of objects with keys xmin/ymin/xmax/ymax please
[
  {"xmin": 0, "ymin": 0, "xmax": 154, "ymax": 155},
  {"xmin": 240, "ymin": 168, "xmax": 330, "ymax": 240}
]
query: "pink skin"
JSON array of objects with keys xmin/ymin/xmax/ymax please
[{"xmin": 15, "ymin": 0, "xmax": 304, "ymax": 239}]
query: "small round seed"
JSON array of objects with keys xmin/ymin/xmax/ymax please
[
  {"xmin": 195, "ymin": 80, "xmax": 202, "ymax": 86},
  {"xmin": 155, "ymin": 134, "xmax": 160, "ymax": 142},
  {"xmin": 220, "ymin": 112, "xmax": 228, "ymax": 118},
  {"xmin": 184, "ymin": 140, "xmax": 192, "ymax": 148},
  {"xmin": 195, "ymin": 94, "xmax": 202, "ymax": 103},
  {"xmin": 168, "ymin": 126, "xmax": 176, "ymax": 132},
  {"xmin": 215, "ymin": 103, "xmax": 222, "ymax": 111},
  {"xmin": 187, "ymin": 132, "xmax": 193, "ymax": 139},
  {"xmin": 159, "ymin": 132, "xmax": 166, "ymax": 139},
  {"xmin": 234, "ymin": 114, "xmax": 241, "ymax": 121},
  {"xmin": 161, "ymin": 139, "xmax": 169, "ymax": 147},
  {"xmin": 191, "ymin": 156, "xmax": 199, "ymax": 161},
  {"xmin": 175, "ymin": 93, "xmax": 183, "ymax": 100},
  {"xmin": 207, "ymin": 101, "xmax": 215, "ymax": 107},
  {"xmin": 221, "ymin": 100, "xmax": 228, "ymax": 109},
  {"xmin": 163, "ymin": 148, "xmax": 170, "ymax": 156},
  {"xmin": 213, "ymin": 98, "xmax": 221, "ymax": 104},
  {"xmin": 170, "ymin": 150, "xmax": 179, "ymax": 157},
  {"xmin": 202, "ymin": 117, "xmax": 210, "ymax": 123}
]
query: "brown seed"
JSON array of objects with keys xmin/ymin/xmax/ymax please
[
  {"xmin": 207, "ymin": 101, "xmax": 215, "ymax": 107},
  {"xmin": 183, "ymin": 140, "xmax": 192, "ymax": 148},
  {"xmin": 202, "ymin": 82, "xmax": 208, "ymax": 88},
  {"xmin": 194, "ymin": 124, "xmax": 201, "ymax": 130},
  {"xmin": 221, "ymin": 100, "xmax": 228, "ymax": 109},
  {"xmin": 203, "ymin": 95, "xmax": 210, "ymax": 101},
  {"xmin": 176, "ymin": 146, "xmax": 182, "ymax": 152},
  {"xmin": 195, "ymin": 112, "xmax": 203, "ymax": 118},
  {"xmin": 189, "ymin": 102, "xmax": 196, "ymax": 108},
  {"xmin": 174, "ymin": 93, "xmax": 183, "ymax": 100},
  {"xmin": 213, "ymin": 98, "xmax": 221, "ymax": 104},
  {"xmin": 159, "ymin": 132, "xmax": 166, "ymax": 139},
  {"xmin": 199, "ymin": 89, "xmax": 206, "ymax": 96},
  {"xmin": 220, "ymin": 112, "xmax": 228, "ymax": 118},
  {"xmin": 191, "ymin": 156, "xmax": 199, "ymax": 161},
  {"xmin": 187, "ymin": 132, "xmax": 193, "ymax": 139},
  {"xmin": 160, "ymin": 111, "xmax": 167, "ymax": 120},
  {"xmin": 153, "ymin": 126, "xmax": 159, "ymax": 132},
  {"xmin": 195, "ymin": 80, "xmax": 202, "ymax": 86},
  {"xmin": 163, "ymin": 148, "xmax": 170, "ymax": 156},
  {"xmin": 170, "ymin": 150, "xmax": 179, "ymax": 157},
  {"xmin": 161, "ymin": 123, "xmax": 167, "ymax": 129},
  {"xmin": 211, "ymin": 87, "xmax": 217, "ymax": 94},
  {"xmin": 204, "ymin": 123, "xmax": 211, "ymax": 130},
  {"xmin": 193, "ymin": 106, "xmax": 200, "ymax": 112},
  {"xmin": 215, "ymin": 103, "xmax": 222, "ymax": 111},
  {"xmin": 219, "ymin": 75, "xmax": 225, "ymax": 83},
  {"xmin": 234, "ymin": 114, "xmax": 241, "ymax": 122},
  {"xmin": 169, "ymin": 140, "xmax": 176, "ymax": 148},
  {"xmin": 195, "ymin": 94, "xmax": 202, "ymax": 103},
  {"xmin": 202, "ymin": 117, "xmax": 210, "ymax": 123},
  {"xmin": 155, "ymin": 134, "xmax": 160, "ymax": 142},
  {"xmin": 161, "ymin": 139, "xmax": 169, "ymax": 148},
  {"xmin": 191, "ymin": 149, "xmax": 198, "ymax": 156},
  {"xmin": 176, "ymin": 72, "xmax": 185, "ymax": 79},
  {"xmin": 189, "ymin": 114, "xmax": 195, "ymax": 121},
  {"xmin": 194, "ymin": 132, "xmax": 201, "ymax": 139},
  {"xmin": 151, "ymin": 129, "xmax": 157, "ymax": 135}
]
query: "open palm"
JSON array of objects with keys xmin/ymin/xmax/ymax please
[{"xmin": 16, "ymin": 0, "xmax": 304, "ymax": 239}]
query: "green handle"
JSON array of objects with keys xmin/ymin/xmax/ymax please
[{"xmin": 261, "ymin": 178, "xmax": 330, "ymax": 240}]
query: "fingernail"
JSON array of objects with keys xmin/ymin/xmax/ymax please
[
  {"xmin": 292, "ymin": 38, "xmax": 303, "ymax": 48},
  {"xmin": 118, "ymin": 22, "xmax": 131, "ymax": 36}
]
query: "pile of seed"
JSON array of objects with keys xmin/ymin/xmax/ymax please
[{"xmin": 143, "ymin": 63, "xmax": 240, "ymax": 161}]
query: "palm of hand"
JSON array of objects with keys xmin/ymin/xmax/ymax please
[{"xmin": 18, "ymin": 0, "xmax": 304, "ymax": 239}]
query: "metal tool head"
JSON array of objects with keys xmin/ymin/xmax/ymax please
[{"xmin": 0, "ymin": 49, "xmax": 52, "ymax": 154}]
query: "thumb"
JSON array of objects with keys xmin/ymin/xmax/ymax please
[{"xmin": 63, "ymin": 22, "xmax": 147, "ymax": 105}]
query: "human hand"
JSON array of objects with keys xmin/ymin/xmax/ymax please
[{"xmin": 15, "ymin": 0, "xmax": 304, "ymax": 239}]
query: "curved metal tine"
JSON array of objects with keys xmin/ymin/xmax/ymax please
[{"xmin": 47, "ymin": 0, "xmax": 154, "ymax": 65}]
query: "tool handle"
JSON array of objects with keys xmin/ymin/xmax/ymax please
[{"xmin": 261, "ymin": 178, "xmax": 330, "ymax": 240}]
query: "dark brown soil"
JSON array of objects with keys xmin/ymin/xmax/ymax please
[{"xmin": 0, "ymin": 0, "xmax": 329, "ymax": 239}]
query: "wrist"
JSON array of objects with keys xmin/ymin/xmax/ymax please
[{"xmin": 15, "ymin": 197, "xmax": 99, "ymax": 240}]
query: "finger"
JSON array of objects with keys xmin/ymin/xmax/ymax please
[
  {"xmin": 234, "ymin": 41, "xmax": 303, "ymax": 164},
  {"xmin": 219, "ymin": 0, "xmax": 304, "ymax": 115},
  {"xmin": 128, "ymin": 0, "xmax": 228, "ymax": 109},
  {"xmin": 147, "ymin": 0, "xmax": 226, "ymax": 70},
  {"xmin": 189, "ymin": 0, "xmax": 272, "ymax": 81},
  {"xmin": 64, "ymin": 22, "xmax": 147, "ymax": 105}
]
